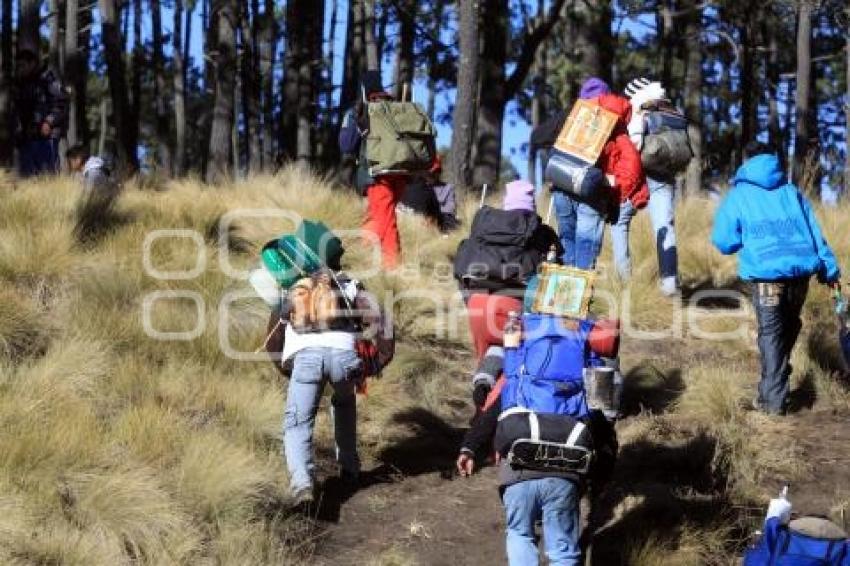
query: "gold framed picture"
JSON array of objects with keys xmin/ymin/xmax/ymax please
[
  {"xmin": 554, "ymin": 99, "xmax": 619, "ymax": 164},
  {"xmin": 531, "ymin": 264, "xmax": 596, "ymax": 319}
]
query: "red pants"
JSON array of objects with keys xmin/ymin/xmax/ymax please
[
  {"xmin": 363, "ymin": 176, "xmax": 406, "ymax": 269},
  {"xmin": 466, "ymin": 293, "xmax": 523, "ymax": 361}
]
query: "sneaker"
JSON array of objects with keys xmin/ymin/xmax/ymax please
[
  {"xmin": 659, "ymin": 277, "xmax": 679, "ymax": 297},
  {"xmin": 290, "ymin": 485, "xmax": 314, "ymax": 507}
]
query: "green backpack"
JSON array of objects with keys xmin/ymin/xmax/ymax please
[
  {"xmin": 260, "ymin": 220, "xmax": 344, "ymax": 289},
  {"xmin": 365, "ymin": 100, "xmax": 436, "ymax": 177}
]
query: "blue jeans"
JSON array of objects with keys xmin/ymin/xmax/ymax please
[
  {"xmin": 283, "ymin": 347, "xmax": 362, "ymax": 492},
  {"xmin": 553, "ymin": 191, "xmax": 605, "ymax": 269},
  {"xmin": 503, "ymin": 478, "xmax": 581, "ymax": 566},
  {"xmin": 751, "ymin": 280, "xmax": 808, "ymax": 414},
  {"xmin": 646, "ymin": 178, "xmax": 678, "ymax": 281},
  {"xmin": 610, "ymin": 200, "xmax": 637, "ymax": 279},
  {"xmin": 19, "ymin": 138, "xmax": 59, "ymax": 177}
]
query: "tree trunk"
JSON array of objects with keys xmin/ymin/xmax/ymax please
[
  {"xmin": 206, "ymin": 0, "xmax": 237, "ymax": 183},
  {"xmin": 845, "ymin": 16, "xmax": 849, "ymax": 196},
  {"xmin": 340, "ymin": 0, "xmax": 365, "ymax": 118},
  {"xmin": 764, "ymin": 23, "xmax": 784, "ymax": 172},
  {"xmin": 240, "ymin": 0, "xmax": 261, "ymax": 174},
  {"xmin": 683, "ymin": 0, "xmax": 702, "ymax": 197},
  {"xmin": 19, "ymin": 0, "xmax": 41, "ymax": 54},
  {"xmin": 151, "ymin": 0, "xmax": 172, "ymax": 173},
  {"xmin": 392, "ymin": 0, "xmax": 415, "ymax": 100},
  {"xmin": 528, "ymin": 0, "xmax": 546, "ymax": 185},
  {"xmin": 363, "ymin": 0, "xmax": 378, "ymax": 72},
  {"xmin": 0, "ymin": 0, "xmax": 11, "ymax": 165},
  {"xmin": 426, "ymin": 0, "xmax": 445, "ymax": 120},
  {"xmin": 571, "ymin": 0, "xmax": 613, "ymax": 85},
  {"xmin": 473, "ymin": 0, "xmax": 566, "ymax": 187},
  {"xmin": 282, "ymin": 0, "xmax": 323, "ymax": 166},
  {"xmin": 450, "ymin": 0, "xmax": 479, "ymax": 190},
  {"xmin": 738, "ymin": 8, "xmax": 757, "ymax": 163},
  {"xmin": 473, "ymin": 0, "xmax": 508, "ymax": 187},
  {"xmin": 65, "ymin": 0, "xmax": 80, "ymax": 147},
  {"xmin": 173, "ymin": 0, "xmax": 186, "ymax": 175},
  {"xmin": 130, "ymin": 0, "xmax": 142, "ymax": 151},
  {"xmin": 260, "ymin": 0, "xmax": 276, "ymax": 170},
  {"xmin": 49, "ymin": 0, "xmax": 61, "ymax": 72},
  {"xmin": 792, "ymin": 0, "xmax": 813, "ymax": 186},
  {"xmin": 98, "ymin": 0, "xmax": 138, "ymax": 170},
  {"xmin": 658, "ymin": 1, "xmax": 674, "ymax": 89}
]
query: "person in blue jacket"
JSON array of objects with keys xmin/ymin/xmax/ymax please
[{"xmin": 711, "ymin": 142, "xmax": 841, "ymax": 415}]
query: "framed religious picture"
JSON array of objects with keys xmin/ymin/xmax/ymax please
[
  {"xmin": 553, "ymin": 99, "xmax": 619, "ymax": 164},
  {"xmin": 530, "ymin": 264, "xmax": 596, "ymax": 319}
]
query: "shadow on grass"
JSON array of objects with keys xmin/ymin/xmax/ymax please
[
  {"xmin": 681, "ymin": 279, "xmax": 750, "ymax": 310},
  {"xmin": 587, "ymin": 431, "xmax": 751, "ymax": 564},
  {"xmin": 787, "ymin": 371, "xmax": 817, "ymax": 413},
  {"xmin": 806, "ymin": 327, "xmax": 850, "ymax": 386},
  {"xmin": 73, "ymin": 189, "xmax": 134, "ymax": 247},
  {"xmin": 621, "ymin": 365, "xmax": 686, "ymax": 416},
  {"xmin": 313, "ymin": 408, "xmax": 463, "ymax": 523}
]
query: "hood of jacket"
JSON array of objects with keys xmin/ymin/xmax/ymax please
[
  {"xmin": 733, "ymin": 154, "xmax": 786, "ymax": 191},
  {"xmin": 591, "ymin": 93, "xmax": 633, "ymax": 129}
]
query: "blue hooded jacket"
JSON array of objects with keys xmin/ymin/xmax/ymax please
[{"xmin": 711, "ymin": 154, "xmax": 840, "ymax": 282}]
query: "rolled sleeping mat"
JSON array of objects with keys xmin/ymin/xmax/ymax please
[
  {"xmin": 249, "ymin": 266, "xmax": 283, "ymax": 309},
  {"xmin": 543, "ymin": 149, "xmax": 606, "ymax": 201}
]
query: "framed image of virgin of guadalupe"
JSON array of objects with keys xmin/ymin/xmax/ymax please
[
  {"xmin": 531, "ymin": 264, "xmax": 596, "ymax": 319},
  {"xmin": 554, "ymin": 99, "xmax": 619, "ymax": 164}
]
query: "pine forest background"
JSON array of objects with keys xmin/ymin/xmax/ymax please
[{"xmin": 1, "ymin": 0, "xmax": 848, "ymax": 199}]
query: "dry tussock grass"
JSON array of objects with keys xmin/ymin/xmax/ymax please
[{"xmin": 0, "ymin": 170, "xmax": 846, "ymax": 564}]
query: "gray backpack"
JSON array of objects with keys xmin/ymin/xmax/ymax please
[{"xmin": 641, "ymin": 110, "xmax": 693, "ymax": 177}]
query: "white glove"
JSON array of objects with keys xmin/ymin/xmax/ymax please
[{"xmin": 766, "ymin": 497, "xmax": 792, "ymax": 524}]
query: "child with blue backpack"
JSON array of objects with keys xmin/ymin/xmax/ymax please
[{"xmin": 456, "ymin": 313, "xmax": 619, "ymax": 566}]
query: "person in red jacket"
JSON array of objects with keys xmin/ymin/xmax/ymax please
[{"xmin": 535, "ymin": 77, "xmax": 647, "ymax": 272}]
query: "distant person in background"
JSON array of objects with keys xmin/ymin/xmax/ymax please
[
  {"xmin": 712, "ymin": 141, "xmax": 841, "ymax": 415},
  {"xmin": 531, "ymin": 78, "xmax": 646, "ymax": 272},
  {"xmin": 66, "ymin": 145, "xmax": 113, "ymax": 193},
  {"xmin": 398, "ymin": 159, "xmax": 460, "ymax": 234},
  {"xmin": 14, "ymin": 44, "xmax": 67, "ymax": 177},
  {"xmin": 429, "ymin": 160, "xmax": 460, "ymax": 233},
  {"xmin": 338, "ymin": 71, "xmax": 407, "ymax": 269},
  {"xmin": 625, "ymin": 77, "xmax": 687, "ymax": 296}
]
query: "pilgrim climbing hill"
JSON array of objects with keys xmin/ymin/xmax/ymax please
[{"xmin": 0, "ymin": 169, "xmax": 848, "ymax": 565}]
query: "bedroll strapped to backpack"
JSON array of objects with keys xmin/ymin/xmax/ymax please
[
  {"xmin": 365, "ymin": 97, "xmax": 436, "ymax": 177},
  {"xmin": 494, "ymin": 407, "xmax": 594, "ymax": 475},
  {"xmin": 641, "ymin": 109, "xmax": 693, "ymax": 177},
  {"xmin": 544, "ymin": 150, "xmax": 607, "ymax": 202}
]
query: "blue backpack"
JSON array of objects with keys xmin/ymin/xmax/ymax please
[
  {"xmin": 501, "ymin": 313, "xmax": 594, "ymax": 419},
  {"xmin": 744, "ymin": 518, "xmax": 850, "ymax": 566}
]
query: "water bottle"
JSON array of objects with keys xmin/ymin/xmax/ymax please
[{"xmin": 503, "ymin": 311, "xmax": 522, "ymax": 349}]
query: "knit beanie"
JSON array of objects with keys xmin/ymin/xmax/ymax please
[
  {"xmin": 579, "ymin": 77, "xmax": 611, "ymax": 100},
  {"xmin": 503, "ymin": 180, "xmax": 536, "ymax": 212}
]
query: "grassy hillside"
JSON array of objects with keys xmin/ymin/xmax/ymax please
[{"xmin": 0, "ymin": 170, "xmax": 847, "ymax": 565}]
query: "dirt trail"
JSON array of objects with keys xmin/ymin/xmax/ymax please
[{"xmin": 304, "ymin": 334, "xmax": 850, "ymax": 565}]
